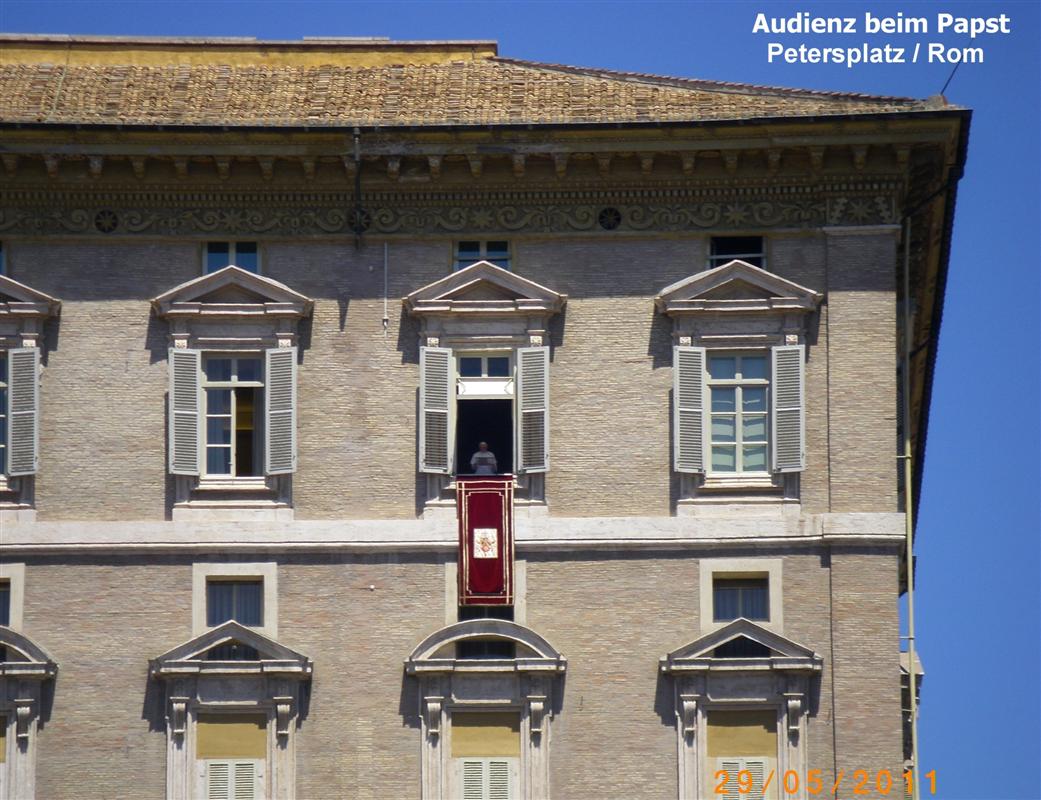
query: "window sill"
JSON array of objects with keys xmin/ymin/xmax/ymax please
[
  {"xmin": 196, "ymin": 476, "xmax": 273, "ymax": 493},
  {"xmin": 700, "ymin": 474, "xmax": 780, "ymax": 491}
]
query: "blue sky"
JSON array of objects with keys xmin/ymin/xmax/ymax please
[{"xmin": 1, "ymin": 1, "xmax": 1038, "ymax": 797}]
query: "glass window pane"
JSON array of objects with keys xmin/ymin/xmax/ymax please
[
  {"xmin": 206, "ymin": 389, "xmax": 231, "ymax": 415},
  {"xmin": 711, "ymin": 387, "xmax": 735, "ymax": 412},
  {"xmin": 711, "ymin": 415, "xmax": 736, "ymax": 443},
  {"xmin": 743, "ymin": 387, "xmax": 767, "ymax": 412},
  {"xmin": 711, "ymin": 445, "xmax": 736, "ymax": 472},
  {"xmin": 711, "ymin": 236, "xmax": 763, "ymax": 259},
  {"xmin": 207, "ymin": 417, "xmax": 231, "ymax": 445},
  {"xmin": 741, "ymin": 585, "xmax": 769, "ymax": 620},
  {"xmin": 236, "ymin": 359, "xmax": 262, "ymax": 383},
  {"xmin": 486, "ymin": 241, "xmax": 510, "ymax": 268},
  {"xmin": 234, "ymin": 581, "xmax": 263, "ymax": 626},
  {"xmin": 205, "ymin": 242, "xmax": 230, "ymax": 272},
  {"xmin": 456, "ymin": 241, "xmax": 480, "ymax": 257},
  {"xmin": 459, "ymin": 357, "xmax": 482, "ymax": 378},
  {"xmin": 742, "ymin": 415, "xmax": 767, "ymax": 442},
  {"xmin": 205, "ymin": 359, "xmax": 232, "ymax": 382},
  {"xmin": 206, "ymin": 446, "xmax": 231, "ymax": 475},
  {"xmin": 234, "ymin": 242, "xmax": 258, "ymax": 272},
  {"xmin": 709, "ymin": 356, "xmax": 736, "ymax": 380},
  {"xmin": 207, "ymin": 582, "xmax": 235, "ymax": 626},
  {"xmin": 0, "ymin": 582, "xmax": 10, "ymax": 627},
  {"xmin": 487, "ymin": 357, "xmax": 510, "ymax": 377},
  {"xmin": 743, "ymin": 445, "xmax": 767, "ymax": 471},
  {"xmin": 741, "ymin": 356, "xmax": 767, "ymax": 380},
  {"xmin": 713, "ymin": 585, "xmax": 740, "ymax": 621}
]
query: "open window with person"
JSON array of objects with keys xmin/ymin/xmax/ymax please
[{"xmin": 404, "ymin": 261, "xmax": 565, "ymax": 512}]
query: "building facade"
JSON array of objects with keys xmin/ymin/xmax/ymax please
[{"xmin": 0, "ymin": 36, "xmax": 967, "ymax": 800}]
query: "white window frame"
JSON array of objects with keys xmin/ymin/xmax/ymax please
[
  {"xmin": 204, "ymin": 241, "xmax": 261, "ymax": 274},
  {"xmin": 0, "ymin": 564, "xmax": 24, "ymax": 631},
  {"xmin": 707, "ymin": 236, "xmax": 766, "ymax": 270},
  {"xmin": 192, "ymin": 562, "xmax": 278, "ymax": 639},
  {"xmin": 699, "ymin": 558, "xmax": 783, "ymax": 634},
  {"xmin": 201, "ymin": 354, "xmax": 265, "ymax": 479},
  {"xmin": 454, "ymin": 240, "xmax": 511, "ymax": 271},
  {"xmin": 706, "ymin": 351, "xmax": 770, "ymax": 477}
]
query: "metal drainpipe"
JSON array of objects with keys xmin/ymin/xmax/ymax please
[{"xmin": 901, "ymin": 215, "xmax": 921, "ymax": 800}]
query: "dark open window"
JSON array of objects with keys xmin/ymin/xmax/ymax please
[
  {"xmin": 207, "ymin": 580, "xmax": 263, "ymax": 627},
  {"xmin": 205, "ymin": 641, "xmax": 261, "ymax": 661},
  {"xmin": 455, "ymin": 399, "xmax": 513, "ymax": 475},
  {"xmin": 0, "ymin": 581, "xmax": 9, "ymax": 627},
  {"xmin": 709, "ymin": 236, "xmax": 765, "ymax": 269},
  {"xmin": 457, "ymin": 606, "xmax": 516, "ymax": 659},
  {"xmin": 712, "ymin": 636, "xmax": 773, "ymax": 659},
  {"xmin": 713, "ymin": 578, "xmax": 769, "ymax": 622}
]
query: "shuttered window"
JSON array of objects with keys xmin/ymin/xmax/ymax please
[
  {"xmin": 170, "ymin": 349, "xmax": 297, "ymax": 477},
  {"xmin": 673, "ymin": 346, "xmax": 706, "ymax": 473},
  {"xmin": 6, "ymin": 347, "xmax": 39, "ymax": 476},
  {"xmin": 516, "ymin": 346, "xmax": 549, "ymax": 473},
  {"xmin": 419, "ymin": 347, "xmax": 453, "ymax": 474}
]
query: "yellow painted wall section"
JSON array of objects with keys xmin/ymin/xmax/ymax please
[
  {"xmin": 451, "ymin": 712, "xmax": 521, "ymax": 758},
  {"xmin": 196, "ymin": 714, "xmax": 267, "ymax": 759},
  {"xmin": 706, "ymin": 710, "xmax": 777, "ymax": 759}
]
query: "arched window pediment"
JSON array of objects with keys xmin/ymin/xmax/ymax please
[
  {"xmin": 406, "ymin": 619, "xmax": 566, "ymax": 675},
  {"xmin": 0, "ymin": 627, "xmax": 57, "ymax": 679}
]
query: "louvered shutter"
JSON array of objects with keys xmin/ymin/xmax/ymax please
[
  {"xmin": 673, "ymin": 346, "xmax": 706, "ymax": 473},
  {"xmin": 232, "ymin": 761, "xmax": 257, "ymax": 800},
  {"xmin": 462, "ymin": 759, "xmax": 486, "ymax": 800},
  {"xmin": 6, "ymin": 347, "xmax": 39, "ymax": 476},
  {"xmin": 419, "ymin": 346, "xmax": 453, "ymax": 474},
  {"xmin": 516, "ymin": 346, "xmax": 549, "ymax": 473},
  {"xmin": 168, "ymin": 348, "xmax": 202, "ymax": 475},
  {"xmin": 717, "ymin": 759, "xmax": 742, "ymax": 800},
  {"xmin": 771, "ymin": 345, "xmax": 805, "ymax": 473},
  {"xmin": 487, "ymin": 759, "xmax": 513, "ymax": 799},
  {"xmin": 207, "ymin": 761, "xmax": 231, "ymax": 800},
  {"xmin": 264, "ymin": 347, "xmax": 297, "ymax": 475},
  {"xmin": 743, "ymin": 758, "xmax": 767, "ymax": 798}
]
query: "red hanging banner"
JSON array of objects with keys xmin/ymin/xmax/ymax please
[{"xmin": 457, "ymin": 476, "xmax": 514, "ymax": 606}]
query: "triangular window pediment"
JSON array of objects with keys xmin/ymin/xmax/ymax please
[
  {"xmin": 151, "ymin": 265, "xmax": 313, "ymax": 319},
  {"xmin": 661, "ymin": 619, "xmax": 822, "ymax": 674},
  {"xmin": 656, "ymin": 259, "xmax": 822, "ymax": 315},
  {"xmin": 404, "ymin": 261, "xmax": 566, "ymax": 317},
  {"xmin": 150, "ymin": 621, "xmax": 312, "ymax": 678},
  {"xmin": 0, "ymin": 274, "xmax": 61, "ymax": 317}
]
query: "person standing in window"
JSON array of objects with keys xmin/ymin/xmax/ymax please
[{"xmin": 470, "ymin": 442, "xmax": 498, "ymax": 475}]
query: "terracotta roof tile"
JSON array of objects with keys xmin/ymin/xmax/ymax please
[{"xmin": 0, "ymin": 54, "xmax": 931, "ymax": 128}]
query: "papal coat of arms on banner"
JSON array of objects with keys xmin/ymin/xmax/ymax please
[{"xmin": 473, "ymin": 528, "xmax": 499, "ymax": 559}]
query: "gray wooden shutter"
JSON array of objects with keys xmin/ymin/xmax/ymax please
[
  {"xmin": 717, "ymin": 759, "xmax": 742, "ymax": 800},
  {"xmin": 419, "ymin": 346, "xmax": 453, "ymax": 474},
  {"xmin": 516, "ymin": 346, "xmax": 549, "ymax": 474},
  {"xmin": 462, "ymin": 759, "xmax": 486, "ymax": 800},
  {"xmin": 673, "ymin": 346, "xmax": 706, "ymax": 473},
  {"xmin": 771, "ymin": 344, "xmax": 805, "ymax": 472},
  {"xmin": 232, "ymin": 761, "xmax": 257, "ymax": 800},
  {"xmin": 169, "ymin": 348, "xmax": 202, "ymax": 476},
  {"xmin": 207, "ymin": 761, "xmax": 231, "ymax": 800},
  {"xmin": 487, "ymin": 759, "xmax": 513, "ymax": 800},
  {"xmin": 265, "ymin": 347, "xmax": 297, "ymax": 475},
  {"xmin": 6, "ymin": 347, "xmax": 39, "ymax": 476}
]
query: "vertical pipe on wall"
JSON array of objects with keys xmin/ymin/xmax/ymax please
[
  {"xmin": 383, "ymin": 242, "xmax": 389, "ymax": 340},
  {"xmin": 901, "ymin": 216, "xmax": 921, "ymax": 800}
]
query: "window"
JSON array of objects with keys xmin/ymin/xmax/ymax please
[
  {"xmin": 708, "ymin": 710, "xmax": 777, "ymax": 799},
  {"xmin": 196, "ymin": 713, "xmax": 266, "ymax": 800},
  {"xmin": 206, "ymin": 241, "xmax": 259, "ymax": 273},
  {"xmin": 713, "ymin": 578, "xmax": 769, "ymax": 622},
  {"xmin": 708, "ymin": 353, "xmax": 769, "ymax": 474},
  {"xmin": 456, "ymin": 351, "xmax": 515, "ymax": 476},
  {"xmin": 451, "ymin": 712, "xmax": 520, "ymax": 799},
  {"xmin": 207, "ymin": 580, "xmax": 263, "ymax": 627},
  {"xmin": 455, "ymin": 241, "xmax": 510, "ymax": 271},
  {"xmin": 0, "ymin": 241, "xmax": 4, "ymax": 274},
  {"xmin": 0, "ymin": 582, "xmax": 8, "ymax": 627},
  {"xmin": 709, "ymin": 236, "xmax": 764, "ymax": 269},
  {"xmin": 203, "ymin": 356, "xmax": 264, "ymax": 477},
  {"xmin": 457, "ymin": 606, "xmax": 516, "ymax": 658},
  {"xmin": 192, "ymin": 562, "xmax": 278, "ymax": 639}
]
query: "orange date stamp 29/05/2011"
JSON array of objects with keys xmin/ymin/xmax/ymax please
[{"xmin": 715, "ymin": 768, "xmax": 938, "ymax": 796}]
